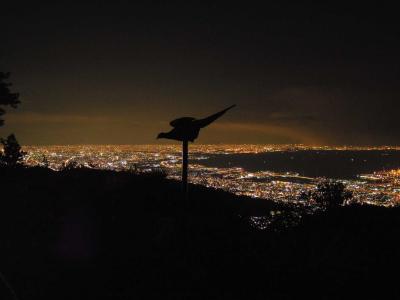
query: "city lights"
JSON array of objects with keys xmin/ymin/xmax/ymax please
[{"xmin": 22, "ymin": 144, "xmax": 400, "ymax": 207}]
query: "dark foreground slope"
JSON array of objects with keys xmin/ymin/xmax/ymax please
[{"xmin": 0, "ymin": 167, "xmax": 399, "ymax": 299}]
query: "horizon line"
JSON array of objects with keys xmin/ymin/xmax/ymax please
[{"xmin": 19, "ymin": 143, "xmax": 400, "ymax": 148}]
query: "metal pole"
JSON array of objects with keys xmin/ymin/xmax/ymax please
[{"xmin": 182, "ymin": 140, "xmax": 188, "ymax": 199}]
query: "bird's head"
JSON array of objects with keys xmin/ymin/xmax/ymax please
[{"xmin": 156, "ymin": 132, "xmax": 167, "ymax": 139}]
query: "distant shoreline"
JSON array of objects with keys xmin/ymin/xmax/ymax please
[{"xmin": 19, "ymin": 144, "xmax": 400, "ymax": 150}]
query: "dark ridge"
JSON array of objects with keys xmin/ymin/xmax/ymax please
[{"xmin": 0, "ymin": 166, "xmax": 399, "ymax": 299}]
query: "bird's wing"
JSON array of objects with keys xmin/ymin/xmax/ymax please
[
  {"xmin": 194, "ymin": 105, "xmax": 236, "ymax": 128},
  {"xmin": 169, "ymin": 117, "xmax": 196, "ymax": 128}
]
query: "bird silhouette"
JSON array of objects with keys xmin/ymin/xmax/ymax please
[{"xmin": 157, "ymin": 105, "xmax": 236, "ymax": 142}]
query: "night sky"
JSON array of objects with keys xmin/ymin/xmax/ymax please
[{"xmin": 1, "ymin": 3, "xmax": 399, "ymax": 145}]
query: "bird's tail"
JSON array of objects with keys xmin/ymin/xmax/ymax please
[{"xmin": 196, "ymin": 104, "xmax": 236, "ymax": 128}]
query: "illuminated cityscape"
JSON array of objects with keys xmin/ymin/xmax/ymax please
[{"xmin": 22, "ymin": 144, "xmax": 400, "ymax": 207}]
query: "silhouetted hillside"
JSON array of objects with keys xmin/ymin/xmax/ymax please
[{"xmin": 0, "ymin": 167, "xmax": 399, "ymax": 299}]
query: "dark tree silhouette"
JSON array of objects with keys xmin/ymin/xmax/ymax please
[
  {"xmin": 0, "ymin": 134, "xmax": 26, "ymax": 167},
  {"xmin": 312, "ymin": 180, "xmax": 352, "ymax": 208},
  {"xmin": 0, "ymin": 72, "xmax": 20, "ymax": 127}
]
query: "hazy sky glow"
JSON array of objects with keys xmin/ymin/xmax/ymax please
[{"xmin": 1, "ymin": 3, "xmax": 399, "ymax": 145}]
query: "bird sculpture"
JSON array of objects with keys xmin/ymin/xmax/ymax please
[{"xmin": 157, "ymin": 105, "xmax": 236, "ymax": 198}]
